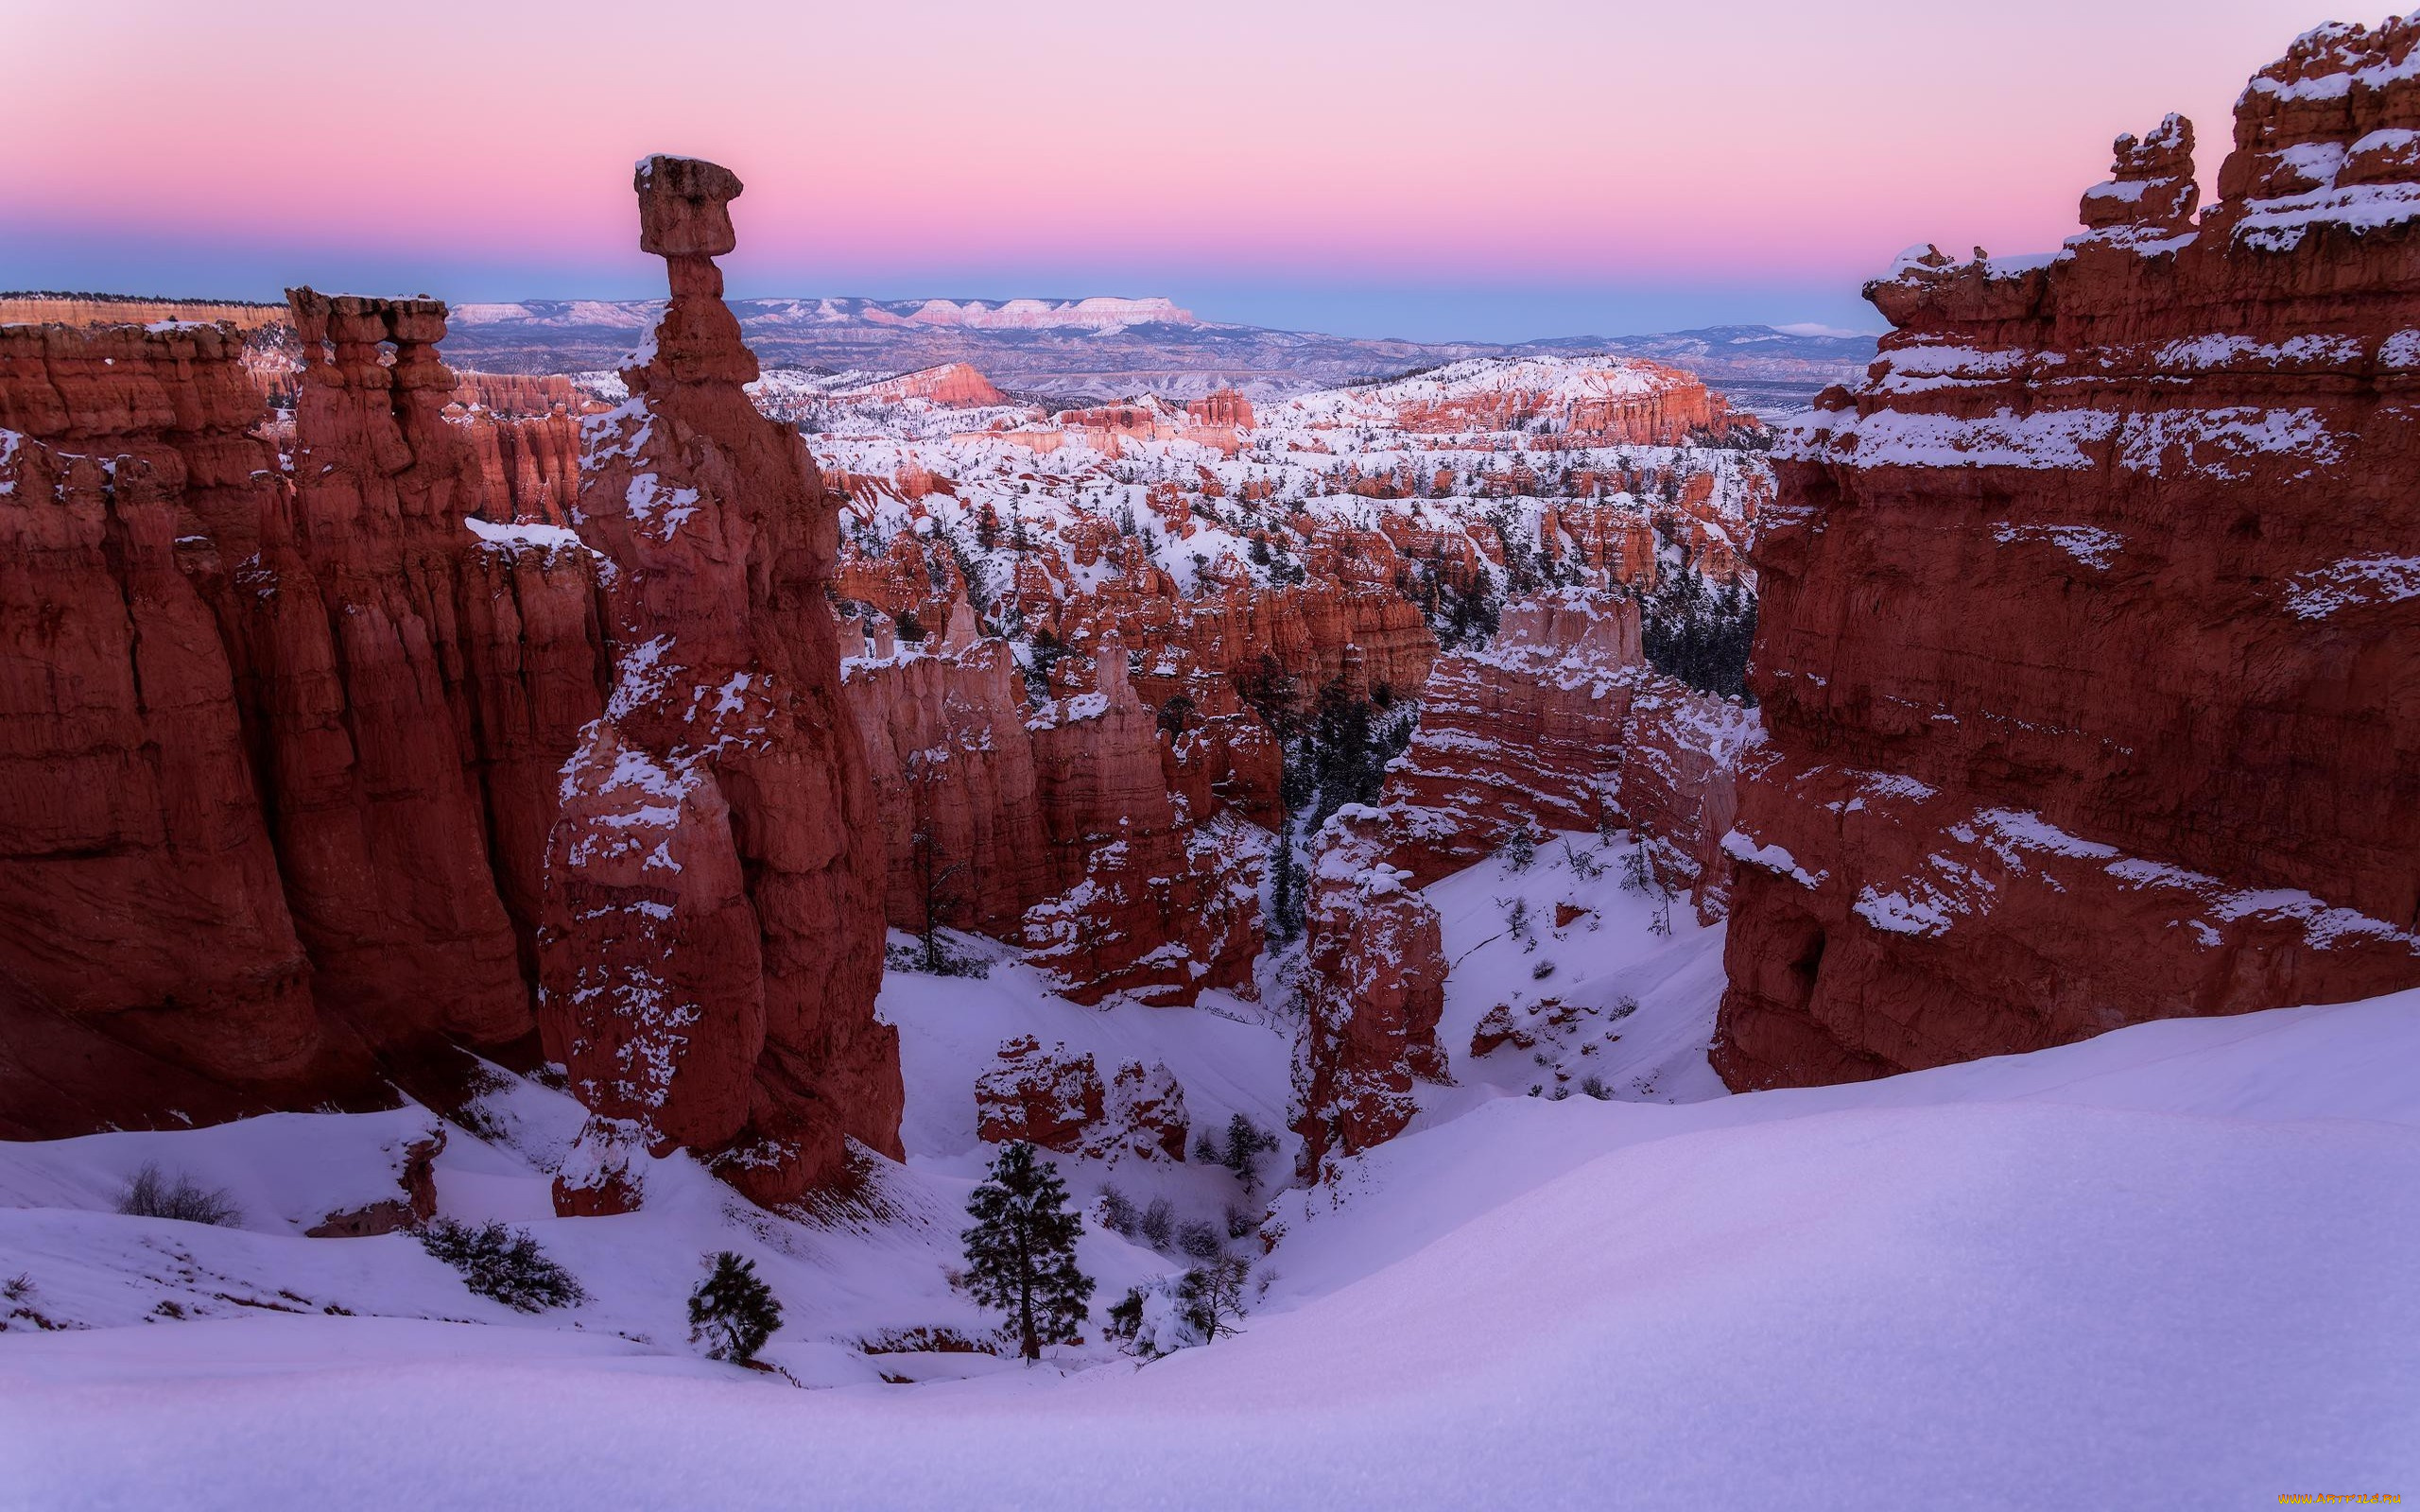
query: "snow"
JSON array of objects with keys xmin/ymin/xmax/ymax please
[
  {"xmin": 1992, "ymin": 522, "xmax": 2123, "ymax": 569},
  {"xmin": 2243, "ymin": 41, "xmax": 2420, "ymax": 104},
  {"xmin": 1851, "ymin": 882, "xmax": 1956, "ymax": 936},
  {"xmin": 5, "ymin": 983, "xmax": 2414, "ymax": 1508},
  {"xmin": 1788, "ymin": 401, "xmax": 2343, "ymax": 483},
  {"xmin": 2282, "ymin": 554, "xmax": 2420, "ymax": 618},
  {"xmin": 463, "ymin": 516, "xmax": 589, "ymax": 558},
  {"xmin": 2224, "ymin": 82, "xmax": 2420, "ymax": 252},
  {"xmin": 1720, "ymin": 829, "xmax": 1824, "ymax": 889},
  {"xmin": 1808, "ymin": 406, "xmax": 2115, "ymax": 471}
]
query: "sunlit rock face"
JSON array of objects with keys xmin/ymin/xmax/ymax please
[{"xmin": 1716, "ymin": 21, "xmax": 2420, "ymax": 1090}]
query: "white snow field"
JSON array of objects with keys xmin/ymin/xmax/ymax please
[{"xmin": 0, "ymin": 840, "xmax": 2412, "ymax": 1510}]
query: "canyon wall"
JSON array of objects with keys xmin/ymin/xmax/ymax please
[
  {"xmin": 842, "ymin": 613, "xmax": 1266, "ymax": 1006},
  {"xmin": 1715, "ymin": 20, "xmax": 2420, "ymax": 1089},
  {"xmin": 0, "ymin": 295, "xmax": 287, "ymax": 332},
  {"xmin": 0, "ymin": 305, "xmax": 614, "ymax": 1138},
  {"xmin": 0, "ymin": 321, "xmax": 344, "ymax": 1135}
]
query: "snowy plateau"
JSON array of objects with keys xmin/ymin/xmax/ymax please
[{"xmin": 0, "ymin": 839, "xmax": 2411, "ymax": 1509}]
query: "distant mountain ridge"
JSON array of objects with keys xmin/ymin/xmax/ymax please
[{"xmin": 438, "ymin": 298, "xmax": 1874, "ymax": 414}]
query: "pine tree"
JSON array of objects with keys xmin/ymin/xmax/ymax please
[
  {"xmin": 1219, "ymin": 1113, "xmax": 1279, "ymax": 1194},
  {"xmin": 961, "ymin": 1141, "xmax": 1096, "ymax": 1363},
  {"xmin": 687, "ymin": 1250, "xmax": 782, "ymax": 1364},
  {"xmin": 1268, "ymin": 829, "xmax": 1306, "ymax": 944}
]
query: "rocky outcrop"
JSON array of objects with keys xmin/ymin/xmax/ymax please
[
  {"xmin": 1288, "ymin": 356, "xmax": 1748, "ymax": 444},
  {"xmin": 974, "ymin": 1037, "xmax": 1189, "ymax": 1159},
  {"xmin": 1619, "ymin": 678, "xmax": 1764, "ymax": 925},
  {"xmin": 975, "ymin": 1037, "xmax": 1102, "ymax": 1151},
  {"xmin": 840, "ymin": 616, "xmax": 1267, "ymax": 1005},
  {"xmin": 977, "ymin": 394, "xmax": 1253, "ymax": 458},
  {"xmin": 0, "ymin": 295, "xmax": 287, "ymax": 332},
  {"xmin": 1290, "ymin": 806, "xmax": 1449, "ymax": 1184},
  {"xmin": 1715, "ymin": 20, "xmax": 2420, "ymax": 1090},
  {"xmin": 458, "ymin": 404, "xmax": 583, "ymax": 524},
  {"xmin": 1100, "ymin": 1058, "xmax": 1189, "ymax": 1161},
  {"xmin": 1020, "ymin": 639, "xmax": 1267, "ymax": 1005},
  {"xmin": 1185, "ymin": 387, "xmax": 1254, "ymax": 431},
  {"xmin": 252, "ymin": 289, "xmax": 543, "ymax": 1055},
  {"xmin": 452, "ymin": 371, "xmax": 580, "ymax": 414},
  {"xmin": 1383, "ymin": 591, "xmax": 1641, "ymax": 880},
  {"xmin": 843, "ymin": 626, "xmax": 1052, "ymax": 936},
  {"xmin": 306, "ymin": 1123, "xmax": 445, "ymax": 1237},
  {"xmin": 447, "ymin": 370, "xmax": 588, "ymax": 525},
  {"xmin": 539, "ymin": 156, "xmax": 900, "ymax": 1214},
  {"xmin": 1379, "ymin": 589, "xmax": 1759, "ymax": 922},
  {"xmin": 0, "ymin": 322, "xmax": 343, "ymax": 1135}
]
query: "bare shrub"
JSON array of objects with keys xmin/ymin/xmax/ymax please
[{"xmin": 117, "ymin": 1164, "xmax": 240, "ymax": 1227}]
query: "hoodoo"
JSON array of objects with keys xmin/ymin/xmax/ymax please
[
  {"xmin": 1715, "ymin": 20, "xmax": 2420, "ymax": 1089},
  {"xmin": 539, "ymin": 157, "xmax": 903, "ymax": 1213}
]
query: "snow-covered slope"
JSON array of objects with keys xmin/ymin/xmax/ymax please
[{"xmin": 4, "ymin": 972, "xmax": 2411, "ymax": 1510}]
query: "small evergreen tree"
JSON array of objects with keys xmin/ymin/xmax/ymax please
[
  {"xmin": 961, "ymin": 1142, "xmax": 1095, "ymax": 1363},
  {"xmin": 1157, "ymin": 693, "xmax": 1196, "ymax": 740},
  {"xmin": 1498, "ymin": 821, "xmax": 1538, "ymax": 871},
  {"xmin": 688, "ymin": 1250, "xmax": 782, "ymax": 1364},
  {"xmin": 417, "ymin": 1218, "xmax": 584, "ymax": 1313},
  {"xmin": 1267, "ymin": 830, "xmax": 1306, "ymax": 944},
  {"xmin": 1219, "ymin": 1113, "xmax": 1280, "ymax": 1195},
  {"xmin": 1023, "ymin": 627, "xmax": 1070, "ymax": 703}
]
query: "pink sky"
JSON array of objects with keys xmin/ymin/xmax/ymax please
[{"xmin": 0, "ymin": 0, "xmax": 2359, "ymax": 338}]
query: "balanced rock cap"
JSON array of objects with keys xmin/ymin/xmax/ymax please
[{"xmin": 634, "ymin": 155, "xmax": 744, "ymax": 260}]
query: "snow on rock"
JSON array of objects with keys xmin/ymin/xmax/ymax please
[
  {"xmin": 1379, "ymin": 587, "xmax": 1760, "ymax": 925},
  {"xmin": 971, "ymin": 1038, "xmax": 1194, "ymax": 1163},
  {"xmin": 0, "ymin": 298, "xmax": 624, "ymax": 1140},
  {"xmin": 1098, "ymin": 1059, "xmax": 1190, "ymax": 1162}
]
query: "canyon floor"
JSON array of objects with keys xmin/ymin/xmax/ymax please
[{"xmin": 2, "ymin": 840, "xmax": 2412, "ymax": 1510}]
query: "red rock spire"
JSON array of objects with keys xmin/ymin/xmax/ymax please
[{"xmin": 540, "ymin": 155, "xmax": 900, "ymax": 1215}]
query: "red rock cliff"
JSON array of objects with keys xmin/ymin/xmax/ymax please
[
  {"xmin": 0, "ymin": 322, "xmax": 341, "ymax": 1133},
  {"xmin": 1715, "ymin": 20, "xmax": 2420, "ymax": 1090},
  {"xmin": 0, "ymin": 308, "xmax": 614, "ymax": 1137},
  {"xmin": 540, "ymin": 156, "xmax": 900, "ymax": 1213}
]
